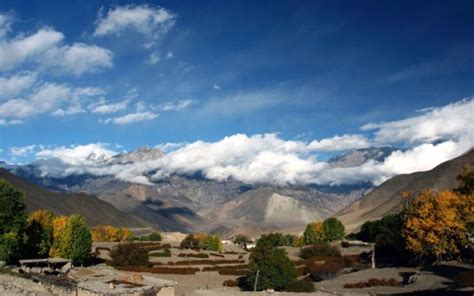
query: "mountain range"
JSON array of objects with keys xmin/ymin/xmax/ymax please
[{"xmin": 1, "ymin": 146, "xmax": 471, "ymax": 237}]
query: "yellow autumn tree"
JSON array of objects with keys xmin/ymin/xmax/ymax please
[
  {"xmin": 49, "ymin": 216, "xmax": 69, "ymax": 257},
  {"xmin": 91, "ymin": 225, "xmax": 132, "ymax": 242},
  {"xmin": 402, "ymin": 190, "xmax": 469, "ymax": 261},
  {"xmin": 303, "ymin": 222, "xmax": 326, "ymax": 245}
]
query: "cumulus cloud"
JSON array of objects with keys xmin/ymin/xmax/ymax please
[
  {"xmin": 309, "ymin": 134, "xmax": 370, "ymax": 151},
  {"xmin": 162, "ymin": 99, "xmax": 196, "ymax": 111},
  {"xmin": 91, "ymin": 99, "xmax": 129, "ymax": 114},
  {"xmin": 0, "ymin": 72, "xmax": 37, "ymax": 99},
  {"xmin": 0, "ymin": 119, "xmax": 22, "ymax": 126},
  {"xmin": 0, "ymin": 83, "xmax": 70, "ymax": 118},
  {"xmin": 0, "ymin": 83, "xmax": 106, "ymax": 121},
  {"xmin": 93, "ymin": 4, "xmax": 175, "ymax": 43},
  {"xmin": 0, "ymin": 17, "xmax": 112, "ymax": 75},
  {"xmin": 0, "ymin": 27, "xmax": 63, "ymax": 71},
  {"xmin": 39, "ymin": 43, "xmax": 113, "ymax": 76},
  {"xmin": 148, "ymin": 51, "xmax": 160, "ymax": 64},
  {"xmin": 362, "ymin": 98, "xmax": 474, "ymax": 144},
  {"xmin": 102, "ymin": 111, "xmax": 158, "ymax": 125}
]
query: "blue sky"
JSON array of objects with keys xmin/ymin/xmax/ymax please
[{"xmin": 0, "ymin": 0, "xmax": 473, "ymax": 178}]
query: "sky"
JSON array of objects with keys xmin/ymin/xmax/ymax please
[{"xmin": 0, "ymin": 1, "xmax": 473, "ymax": 186}]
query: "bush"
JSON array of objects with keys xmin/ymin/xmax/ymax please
[
  {"xmin": 322, "ymin": 218, "xmax": 345, "ymax": 241},
  {"xmin": 223, "ymin": 279, "xmax": 239, "ymax": 287},
  {"xmin": 181, "ymin": 233, "xmax": 222, "ymax": 251},
  {"xmin": 286, "ymin": 278, "xmax": 315, "ymax": 292},
  {"xmin": 455, "ymin": 270, "xmax": 474, "ymax": 287},
  {"xmin": 233, "ymin": 234, "xmax": 251, "ymax": 248},
  {"xmin": 210, "ymin": 252, "xmax": 225, "ymax": 258},
  {"xmin": 117, "ymin": 265, "xmax": 199, "ymax": 274},
  {"xmin": 110, "ymin": 243, "xmax": 149, "ymax": 267},
  {"xmin": 343, "ymin": 278, "xmax": 400, "ymax": 288},
  {"xmin": 171, "ymin": 259, "xmax": 243, "ymax": 265},
  {"xmin": 177, "ymin": 253, "xmax": 209, "ymax": 258},
  {"xmin": 137, "ymin": 232, "xmax": 161, "ymax": 242},
  {"xmin": 300, "ymin": 243, "xmax": 341, "ymax": 259},
  {"xmin": 306, "ymin": 260, "xmax": 343, "ymax": 281}
]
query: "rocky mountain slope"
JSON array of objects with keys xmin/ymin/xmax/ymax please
[
  {"xmin": 0, "ymin": 168, "xmax": 149, "ymax": 228},
  {"xmin": 334, "ymin": 149, "xmax": 474, "ymax": 233}
]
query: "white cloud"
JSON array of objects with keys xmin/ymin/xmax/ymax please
[
  {"xmin": 166, "ymin": 51, "xmax": 173, "ymax": 59},
  {"xmin": 0, "ymin": 27, "xmax": 63, "ymax": 71},
  {"xmin": 91, "ymin": 99, "xmax": 129, "ymax": 114},
  {"xmin": 362, "ymin": 97, "xmax": 474, "ymax": 144},
  {"xmin": 40, "ymin": 43, "xmax": 113, "ymax": 76},
  {"xmin": 148, "ymin": 51, "xmax": 160, "ymax": 64},
  {"xmin": 309, "ymin": 134, "xmax": 370, "ymax": 151},
  {"xmin": 93, "ymin": 4, "xmax": 175, "ymax": 44},
  {"xmin": 212, "ymin": 83, "xmax": 221, "ymax": 90},
  {"xmin": 102, "ymin": 111, "xmax": 158, "ymax": 125},
  {"xmin": 0, "ymin": 72, "xmax": 37, "ymax": 99},
  {"xmin": 0, "ymin": 83, "xmax": 106, "ymax": 121},
  {"xmin": 36, "ymin": 143, "xmax": 117, "ymax": 166},
  {"xmin": 12, "ymin": 98, "xmax": 474, "ymax": 186},
  {"xmin": 10, "ymin": 144, "xmax": 37, "ymax": 157},
  {"xmin": 162, "ymin": 99, "xmax": 196, "ymax": 111},
  {"xmin": 0, "ymin": 83, "xmax": 70, "ymax": 118}
]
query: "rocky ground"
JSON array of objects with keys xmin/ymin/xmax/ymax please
[{"xmin": 0, "ymin": 272, "xmax": 57, "ymax": 295}]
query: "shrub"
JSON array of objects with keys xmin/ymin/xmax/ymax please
[
  {"xmin": 136, "ymin": 232, "xmax": 161, "ymax": 242},
  {"xmin": 202, "ymin": 264, "xmax": 249, "ymax": 271},
  {"xmin": 306, "ymin": 260, "xmax": 343, "ymax": 281},
  {"xmin": 117, "ymin": 265, "xmax": 199, "ymax": 274},
  {"xmin": 322, "ymin": 218, "xmax": 345, "ymax": 241},
  {"xmin": 171, "ymin": 259, "xmax": 243, "ymax": 265},
  {"xmin": 223, "ymin": 279, "xmax": 239, "ymax": 287},
  {"xmin": 343, "ymin": 278, "xmax": 400, "ymax": 288},
  {"xmin": 219, "ymin": 269, "xmax": 249, "ymax": 275},
  {"xmin": 286, "ymin": 278, "xmax": 315, "ymax": 292},
  {"xmin": 181, "ymin": 234, "xmax": 200, "ymax": 250},
  {"xmin": 210, "ymin": 252, "xmax": 225, "ymax": 258},
  {"xmin": 110, "ymin": 243, "xmax": 149, "ymax": 267},
  {"xmin": 455, "ymin": 270, "xmax": 474, "ymax": 287},
  {"xmin": 300, "ymin": 243, "xmax": 341, "ymax": 259},
  {"xmin": 177, "ymin": 253, "xmax": 209, "ymax": 258}
]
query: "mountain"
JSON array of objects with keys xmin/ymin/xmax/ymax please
[
  {"xmin": 2, "ymin": 146, "xmax": 397, "ymax": 235},
  {"xmin": 0, "ymin": 168, "xmax": 150, "ymax": 228},
  {"xmin": 334, "ymin": 149, "xmax": 474, "ymax": 233},
  {"xmin": 327, "ymin": 146, "xmax": 396, "ymax": 168}
]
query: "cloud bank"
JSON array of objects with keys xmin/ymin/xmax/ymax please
[{"xmin": 18, "ymin": 98, "xmax": 473, "ymax": 186}]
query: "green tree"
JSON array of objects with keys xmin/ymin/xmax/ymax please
[
  {"xmin": 257, "ymin": 233, "xmax": 285, "ymax": 247},
  {"xmin": 233, "ymin": 234, "xmax": 251, "ymax": 248},
  {"xmin": 24, "ymin": 210, "xmax": 55, "ymax": 258},
  {"xmin": 59, "ymin": 215, "xmax": 92, "ymax": 265},
  {"xmin": 322, "ymin": 218, "xmax": 345, "ymax": 241},
  {"xmin": 0, "ymin": 179, "xmax": 27, "ymax": 263},
  {"xmin": 303, "ymin": 222, "xmax": 325, "ymax": 245},
  {"xmin": 244, "ymin": 239, "xmax": 297, "ymax": 291}
]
